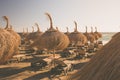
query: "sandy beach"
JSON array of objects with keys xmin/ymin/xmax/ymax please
[{"xmin": 0, "ymin": 53, "xmax": 90, "ymax": 80}]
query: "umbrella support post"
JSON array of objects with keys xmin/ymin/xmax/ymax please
[
  {"xmin": 53, "ymin": 49, "xmax": 55, "ymax": 66},
  {"xmin": 53, "ymin": 49, "xmax": 55, "ymax": 58}
]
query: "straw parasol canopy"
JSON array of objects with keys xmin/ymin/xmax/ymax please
[
  {"xmin": 18, "ymin": 28, "xmax": 29, "ymax": 45},
  {"xmin": 56, "ymin": 26, "xmax": 59, "ymax": 31},
  {"xmin": 33, "ymin": 23, "xmax": 43, "ymax": 40},
  {"xmin": 31, "ymin": 13, "xmax": 70, "ymax": 55},
  {"xmin": 3, "ymin": 16, "xmax": 21, "ymax": 55},
  {"xmin": 24, "ymin": 27, "xmax": 33, "ymax": 44},
  {"xmin": 83, "ymin": 26, "xmax": 95, "ymax": 43},
  {"xmin": 32, "ymin": 26, "xmax": 34, "ymax": 32},
  {"xmin": 18, "ymin": 28, "xmax": 27, "ymax": 40},
  {"xmin": 64, "ymin": 27, "xmax": 70, "ymax": 36},
  {"xmin": 90, "ymin": 27, "xmax": 99, "ymax": 43},
  {"xmin": 25, "ymin": 23, "xmax": 43, "ymax": 44},
  {"xmin": 22, "ymin": 28, "xmax": 29, "ymax": 38},
  {"xmin": 0, "ymin": 28, "xmax": 15, "ymax": 64},
  {"xmin": 0, "ymin": 16, "xmax": 21, "ymax": 64},
  {"xmin": 94, "ymin": 27, "xmax": 102, "ymax": 38},
  {"xmin": 70, "ymin": 32, "xmax": 120, "ymax": 80},
  {"xmin": 69, "ymin": 21, "xmax": 87, "ymax": 46}
]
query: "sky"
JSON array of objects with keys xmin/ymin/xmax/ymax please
[{"xmin": 0, "ymin": 0, "xmax": 120, "ymax": 32}]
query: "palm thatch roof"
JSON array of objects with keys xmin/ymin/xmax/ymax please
[
  {"xmin": 32, "ymin": 26, "xmax": 34, "ymax": 32},
  {"xmin": 0, "ymin": 16, "xmax": 21, "ymax": 64},
  {"xmin": 69, "ymin": 21, "xmax": 87, "ymax": 46},
  {"xmin": 32, "ymin": 23, "xmax": 43, "ymax": 40},
  {"xmin": 90, "ymin": 27, "xmax": 99, "ymax": 42},
  {"xmin": 31, "ymin": 13, "xmax": 70, "ymax": 51},
  {"xmin": 0, "ymin": 28, "xmax": 15, "ymax": 64},
  {"xmin": 22, "ymin": 28, "xmax": 29, "ymax": 38},
  {"xmin": 0, "ymin": 28, "xmax": 14, "ymax": 64},
  {"xmin": 25, "ymin": 23, "xmax": 43, "ymax": 43},
  {"xmin": 64, "ymin": 27, "xmax": 70, "ymax": 36},
  {"xmin": 3, "ymin": 16, "xmax": 21, "ymax": 55},
  {"xmin": 18, "ymin": 28, "xmax": 28, "ymax": 39},
  {"xmin": 83, "ymin": 26, "xmax": 95, "ymax": 43},
  {"xmin": 94, "ymin": 27, "xmax": 102, "ymax": 38},
  {"xmin": 70, "ymin": 32, "xmax": 120, "ymax": 80},
  {"xmin": 9, "ymin": 25, "xmax": 21, "ymax": 54},
  {"xmin": 25, "ymin": 27, "xmax": 33, "ymax": 40}
]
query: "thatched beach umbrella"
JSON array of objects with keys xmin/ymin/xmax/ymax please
[
  {"xmin": 84, "ymin": 26, "xmax": 95, "ymax": 43},
  {"xmin": 56, "ymin": 26, "xmax": 59, "ymax": 31},
  {"xmin": 33, "ymin": 23, "xmax": 43, "ymax": 40},
  {"xmin": 32, "ymin": 26, "xmax": 34, "ymax": 32},
  {"xmin": 18, "ymin": 28, "xmax": 29, "ymax": 45},
  {"xmin": 64, "ymin": 27, "xmax": 70, "ymax": 36},
  {"xmin": 25, "ymin": 23, "xmax": 43, "ymax": 43},
  {"xmin": 0, "ymin": 28, "xmax": 15, "ymax": 64},
  {"xmin": 24, "ymin": 27, "xmax": 33, "ymax": 44},
  {"xmin": 3, "ymin": 16, "xmax": 21, "ymax": 54},
  {"xmin": 70, "ymin": 32, "xmax": 120, "ymax": 80},
  {"xmin": 3, "ymin": 16, "xmax": 21, "ymax": 47},
  {"xmin": 22, "ymin": 28, "xmax": 29, "ymax": 38},
  {"xmin": 94, "ymin": 27, "xmax": 102, "ymax": 38},
  {"xmin": 90, "ymin": 27, "xmax": 99, "ymax": 43},
  {"xmin": 31, "ymin": 13, "xmax": 70, "ymax": 57},
  {"xmin": 69, "ymin": 21, "xmax": 87, "ymax": 46},
  {"xmin": 18, "ymin": 28, "xmax": 26, "ymax": 39},
  {"xmin": 0, "ymin": 16, "xmax": 21, "ymax": 64}
]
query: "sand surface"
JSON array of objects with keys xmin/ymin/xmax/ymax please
[{"xmin": 0, "ymin": 53, "xmax": 90, "ymax": 80}]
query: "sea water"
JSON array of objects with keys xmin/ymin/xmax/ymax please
[{"xmin": 99, "ymin": 32, "xmax": 117, "ymax": 45}]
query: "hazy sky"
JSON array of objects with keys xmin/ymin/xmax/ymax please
[{"xmin": 0, "ymin": 0, "xmax": 120, "ymax": 32}]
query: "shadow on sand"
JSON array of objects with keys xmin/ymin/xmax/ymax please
[
  {"xmin": 23, "ymin": 71, "xmax": 51, "ymax": 80},
  {"xmin": 0, "ymin": 66, "xmax": 31, "ymax": 79}
]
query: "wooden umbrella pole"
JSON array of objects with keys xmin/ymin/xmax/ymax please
[
  {"xmin": 53, "ymin": 49, "xmax": 56, "ymax": 66},
  {"xmin": 53, "ymin": 49, "xmax": 55, "ymax": 58}
]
